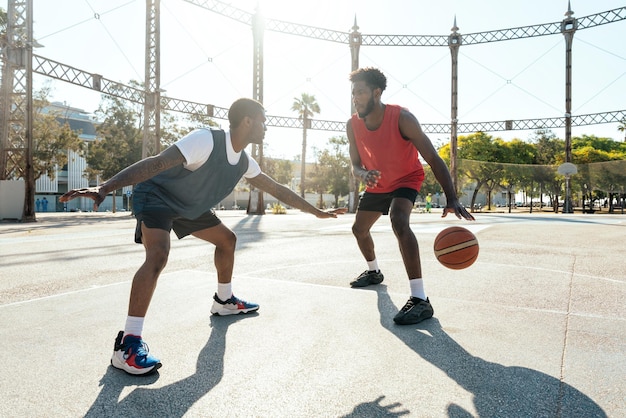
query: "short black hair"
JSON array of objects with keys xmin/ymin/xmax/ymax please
[
  {"xmin": 349, "ymin": 67, "xmax": 387, "ymax": 92},
  {"xmin": 228, "ymin": 98, "xmax": 265, "ymax": 129}
]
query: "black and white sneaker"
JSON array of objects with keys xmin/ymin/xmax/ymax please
[
  {"xmin": 350, "ymin": 270, "xmax": 384, "ymax": 288},
  {"xmin": 393, "ymin": 297, "xmax": 434, "ymax": 325}
]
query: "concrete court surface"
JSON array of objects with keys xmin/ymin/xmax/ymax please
[{"xmin": 0, "ymin": 210, "xmax": 624, "ymax": 417}]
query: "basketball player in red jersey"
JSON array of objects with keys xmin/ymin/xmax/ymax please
[{"xmin": 347, "ymin": 67, "xmax": 474, "ymax": 325}]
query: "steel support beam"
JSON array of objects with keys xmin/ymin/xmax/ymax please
[
  {"xmin": 449, "ymin": 18, "xmax": 461, "ymax": 193},
  {"xmin": 142, "ymin": 0, "xmax": 161, "ymax": 159},
  {"xmin": 0, "ymin": 0, "xmax": 35, "ymax": 221}
]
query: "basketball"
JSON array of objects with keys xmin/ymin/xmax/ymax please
[{"xmin": 434, "ymin": 226, "xmax": 479, "ymax": 270}]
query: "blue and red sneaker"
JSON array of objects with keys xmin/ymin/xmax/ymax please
[
  {"xmin": 210, "ymin": 293, "xmax": 259, "ymax": 316},
  {"xmin": 111, "ymin": 331, "xmax": 162, "ymax": 375}
]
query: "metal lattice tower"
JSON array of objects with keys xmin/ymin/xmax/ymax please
[
  {"xmin": 562, "ymin": 1, "xmax": 578, "ymax": 213},
  {"xmin": 248, "ymin": 6, "xmax": 265, "ymax": 214},
  {"xmin": 449, "ymin": 17, "xmax": 461, "ymax": 192},
  {"xmin": 142, "ymin": 0, "xmax": 161, "ymax": 159},
  {"xmin": 0, "ymin": 0, "xmax": 35, "ymax": 221}
]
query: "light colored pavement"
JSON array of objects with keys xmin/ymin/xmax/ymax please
[{"xmin": 0, "ymin": 210, "xmax": 624, "ymax": 417}]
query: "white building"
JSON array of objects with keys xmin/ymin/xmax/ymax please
[{"xmin": 34, "ymin": 102, "xmax": 100, "ymax": 212}]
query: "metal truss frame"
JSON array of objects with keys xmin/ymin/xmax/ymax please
[{"xmin": 27, "ymin": 54, "xmax": 626, "ymax": 135}]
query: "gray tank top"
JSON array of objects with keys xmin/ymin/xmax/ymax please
[{"xmin": 132, "ymin": 129, "xmax": 249, "ymax": 219}]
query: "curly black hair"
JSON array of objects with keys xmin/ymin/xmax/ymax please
[
  {"xmin": 228, "ymin": 98, "xmax": 265, "ymax": 129},
  {"xmin": 349, "ymin": 67, "xmax": 387, "ymax": 91}
]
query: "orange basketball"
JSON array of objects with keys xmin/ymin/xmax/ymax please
[{"xmin": 434, "ymin": 226, "xmax": 479, "ymax": 270}]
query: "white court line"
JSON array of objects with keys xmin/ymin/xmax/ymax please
[
  {"xmin": 237, "ymin": 259, "xmax": 624, "ymax": 285},
  {"xmin": 2, "ymin": 258, "xmax": 622, "ymax": 312},
  {"xmin": 231, "ymin": 274, "xmax": 626, "ymax": 322},
  {"xmin": 0, "ymin": 280, "xmax": 134, "ymax": 309},
  {"xmin": 317, "ymin": 222, "xmax": 492, "ymax": 234},
  {"xmin": 0, "ymin": 229, "xmax": 134, "ymax": 245}
]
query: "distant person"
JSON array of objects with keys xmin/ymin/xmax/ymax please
[
  {"xmin": 346, "ymin": 67, "xmax": 474, "ymax": 325},
  {"xmin": 60, "ymin": 98, "xmax": 346, "ymax": 375},
  {"xmin": 36, "ymin": 198, "xmax": 41, "ymax": 212},
  {"xmin": 425, "ymin": 193, "xmax": 432, "ymax": 213},
  {"xmin": 41, "ymin": 197, "xmax": 48, "ymax": 212}
]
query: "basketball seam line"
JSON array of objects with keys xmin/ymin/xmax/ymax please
[{"xmin": 434, "ymin": 239, "xmax": 479, "ymax": 256}]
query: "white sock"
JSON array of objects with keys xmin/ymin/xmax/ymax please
[
  {"xmin": 217, "ymin": 282, "xmax": 232, "ymax": 301},
  {"xmin": 124, "ymin": 316, "xmax": 144, "ymax": 337},
  {"xmin": 409, "ymin": 278, "xmax": 427, "ymax": 300},
  {"xmin": 367, "ymin": 259, "xmax": 379, "ymax": 272}
]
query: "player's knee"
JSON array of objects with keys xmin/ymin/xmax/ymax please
[
  {"xmin": 146, "ymin": 245, "xmax": 170, "ymax": 271},
  {"xmin": 220, "ymin": 230, "xmax": 237, "ymax": 251},
  {"xmin": 390, "ymin": 217, "xmax": 411, "ymax": 237},
  {"xmin": 352, "ymin": 223, "xmax": 369, "ymax": 239},
  {"xmin": 227, "ymin": 231, "xmax": 237, "ymax": 249}
]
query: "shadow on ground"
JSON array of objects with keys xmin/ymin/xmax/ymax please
[
  {"xmin": 374, "ymin": 286, "xmax": 606, "ymax": 417},
  {"xmin": 84, "ymin": 314, "xmax": 256, "ymax": 418}
]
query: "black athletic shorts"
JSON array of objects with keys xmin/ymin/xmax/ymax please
[
  {"xmin": 134, "ymin": 210, "xmax": 222, "ymax": 243},
  {"xmin": 357, "ymin": 188, "xmax": 418, "ymax": 215}
]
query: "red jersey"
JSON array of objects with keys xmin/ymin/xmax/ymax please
[{"xmin": 351, "ymin": 104, "xmax": 425, "ymax": 193}]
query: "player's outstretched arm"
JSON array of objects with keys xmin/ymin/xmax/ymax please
[
  {"xmin": 399, "ymin": 110, "xmax": 474, "ymax": 221},
  {"xmin": 59, "ymin": 145, "xmax": 186, "ymax": 211},
  {"xmin": 246, "ymin": 173, "xmax": 346, "ymax": 218},
  {"xmin": 59, "ymin": 186, "xmax": 107, "ymax": 211}
]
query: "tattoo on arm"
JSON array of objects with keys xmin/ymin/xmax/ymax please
[{"xmin": 102, "ymin": 147, "xmax": 184, "ymax": 192}]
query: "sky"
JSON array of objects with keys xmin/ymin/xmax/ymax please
[{"xmin": 2, "ymin": 0, "xmax": 625, "ymax": 160}]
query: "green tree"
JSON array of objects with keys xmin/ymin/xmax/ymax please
[
  {"xmin": 32, "ymin": 85, "xmax": 85, "ymax": 180},
  {"xmin": 497, "ymin": 139, "xmax": 536, "ymax": 211},
  {"xmin": 531, "ymin": 129, "xmax": 564, "ymax": 165},
  {"xmin": 530, "ymin": 129, "xmax": 564, "ymax": 211},
  {"xmin": 309, "ymin": 155, "xmax": 331, "ymax": 208},
  {"xmin": 572, "ymin": 135, "xmax": 626, "ymax": 213},
  {"xmin": 0, "ymin": 7, "xmax": 6, "ymax": 39},
  {"xmin": 291, "ymin": 93, "xmax": 320, "ymax": 197},
  {"xmin": 263, "ymin": 157, "xmax": 293, "ymax": 186},
  {"xmin": 168, "ymin": 111, "xmax": 219, "ymax": 148},
  {"xmin": 418, "ymin": 165, "xmax": 443, "ymax": 197},
  {"xmin": 441, "ymin": 132, "xmax": 503, "ymax": 211},
  {"xmin": 573, "ymin": 134, "xmax": 626, "ymax": 156},
  {"xmin": 315, "ymin": 136, "xmax": 350, "ymax": 207},
  {"xmin": 86, "ymin": 88, "xmax": 143, "ymax": 212},
  {"xmin": 159, "ymin": 112, "xmax": 187, "ymax": 148},
  {"xmin": 618, "ymin": 119, "xmax": 626, "ymax": 142}
]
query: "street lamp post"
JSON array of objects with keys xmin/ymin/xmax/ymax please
[
  {"xmin": 561, "ymin": 1, "xmax": 577, "ymax": 214},
  {"xmin": 348, "ymin": 17, "xmax": 361, "ymax": 213},
  {"xmin": 449, "ymin": 17, "xmax": 462, "ymax": 193}
]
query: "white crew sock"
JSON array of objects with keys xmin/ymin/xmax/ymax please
[
  {"xmin": 124, "ymin": 316, "xmax": 145, "ymax": 337},
  {"xmin": 409, "ymin": 278, "xmax": 427, "ymax": 300},
  {"xmin": 367, "ymin": 259, "xmax": 380, "ymax": 272},
  {"xmin": 217, "ymin": 282, "xmax": 233, "ymax": 301}
]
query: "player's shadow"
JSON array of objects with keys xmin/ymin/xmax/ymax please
[
  {"xmin": 84, "ymin": 313, "xmax": 256, "ymax": 418},
  {"xmin": 374, "ymin": 286, "xmax": 607, "ymax": 418},
  {"xmin": 340, "ymin": 395, "xmax": 411, "ymax": 417}
]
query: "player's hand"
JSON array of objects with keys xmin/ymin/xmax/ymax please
[
  {"xmin": 363, "ymin": 170, "xmax": 381, "ymax": 188},
  {"xmin": 59, "ymin": 187, "xmax": 106, "ymax": 211},
  {"xmin": 316, "ymin": 207, "xmax": 348, "ymax": 218},
  {"xmin": 442, "ymin": 202, "xmax": 475, "ymax": 221}
]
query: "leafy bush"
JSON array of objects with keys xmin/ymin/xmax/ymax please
[{"xmin": 271, "ymin": 203, "xmax": 287, "ymax": 214}]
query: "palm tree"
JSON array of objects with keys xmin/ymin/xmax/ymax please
[
  {"xmin": 618, "ymin": 118, "xmax": 626, "ymax": 142},
  {"xmin": 291, "ymin": 93, "xmax": 320, "ymax": 197}
]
